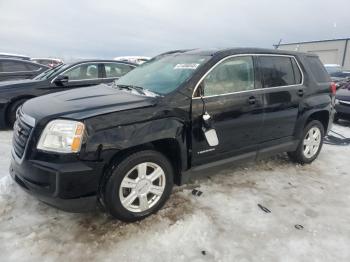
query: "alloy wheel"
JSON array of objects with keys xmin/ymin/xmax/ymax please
[
  {"xmin": 119, "ymin": 162, "xmax": 166, "ymax": 213},
  {"xmin": 303, "ymin": 127, "xmax": 321, "ymax": 159}
]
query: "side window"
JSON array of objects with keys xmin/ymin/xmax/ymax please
[
  {"xmin": 202, "ymin": 56, "xmax": 255, "ymax": 96},
  {"xmin": 259, "ymin": 56, "xmax": 298, "ymax": 88},
  {"xmin": 104, "ymin": 63, "xmax": 134, "ymax": 78},
  {"xmin": 25, "ymin": 63, "xmax": 41, "ymax": 71},
  {"xmin": 63, "ymin": 64, "xmax": 99, "ymax": 80},
  {"xmin": 1, "ymin": 61, "xmax": 28, "ymax": 72},
  {"xmin": 305, "ymin": 56, "xmax": 330, "ymax": 83}
]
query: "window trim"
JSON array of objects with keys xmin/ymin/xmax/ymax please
[{"xmin": 192, "ymin": 54, "xmax": 304, "ymax": 99}]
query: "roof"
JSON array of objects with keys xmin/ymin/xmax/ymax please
[
  {"xmin": 0, "ymin": 52, "xmax": 30, "ymax": 60},
  {"xmin": 160, "ymin": 47, "xmax": 307, "ymax": 57},
  {"xmin": 31, "ymin": 58, "xmax": 63, "ymax": 62},
  {"xmin": 65, "ymin": 59, "xmax": 138, "ymax": 66},
  {"xmin": 279, "ymin": 37, "xmax": 350, "ymax": 46},
  {"xmin": 0, "ymin": 57, "xmax": 49, "ymax": 67},
  {"xmin": 114, "ymin": 56, "xmax": 150, "ymax": 60}
]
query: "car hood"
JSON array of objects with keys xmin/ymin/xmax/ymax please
[
  {"xmin": 336, "ymin": 88, "xmax": 350, "ymax": 101},
  {"xmin": 22, "ymin": 84, "xmax": 157, "ymax": 122}
]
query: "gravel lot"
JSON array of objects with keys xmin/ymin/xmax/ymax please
[{"xmin": 1, "ymin": 123, "xmax": 350, "ymax": 262}]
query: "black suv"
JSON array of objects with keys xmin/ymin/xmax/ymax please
[
  {"xmin": 10, "ymin": 48, "xmax": 335, "ymax": 222},
  {"xmin": 0, "ymin": 60, "xmax": 136, "ymax": 128}
]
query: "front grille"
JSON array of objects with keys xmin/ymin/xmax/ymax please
[{"xmin": 12, "ymin": 115, "xmax": 33, "ymax": 158}]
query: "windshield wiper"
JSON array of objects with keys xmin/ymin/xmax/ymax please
[
  {"xmin": 116, "ymin": 84, "xmax": 146, "ymax": 95},
  {"xmin": 116, "ymin": 84, "xmax": 159, "ymax": 97}
]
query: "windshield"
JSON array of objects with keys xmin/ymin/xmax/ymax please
[
  {"xmin": 115, "ymin": 54, "xmax": 210, "ymax": 94},
  {"xmin": 34, "ymin": 64, "xmax": 69, "ymax": 80},
  {"xmin": 325, "ymin": 65, "xmax": 342, "ymax": 75}
]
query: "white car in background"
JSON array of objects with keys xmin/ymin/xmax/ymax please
[
  {"xmin": 31, "ymin": 58, "xmax": 63, "ymax": 68},
  {"xmin": 114, "ymin": 56, "xmax": 150, "ymax": 65}
]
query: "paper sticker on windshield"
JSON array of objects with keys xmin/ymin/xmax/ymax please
[{"xmin": 174, "ymin": 63, "xmax": 200, "ymax": 70}]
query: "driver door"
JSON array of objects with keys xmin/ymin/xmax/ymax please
[{"xmin": 191, "ymin": 55, "xmax": 264, "ymax": 166}]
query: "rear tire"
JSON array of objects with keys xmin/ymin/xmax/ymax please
[
  {"xmin": 103, "ymin": 150, "xmax": 174, "ymax": 222},
  {"xmin": 288, "ymin": 120, "xmax": 324, "ymax": 164},
  {"xmin": 7, "ymin": 99, "xmax": 27, "ymax": 128}
]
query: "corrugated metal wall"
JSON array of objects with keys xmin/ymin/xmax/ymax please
[{"xmin": 278, "ymin": 39, "xmax": 350, "ymax": 70}]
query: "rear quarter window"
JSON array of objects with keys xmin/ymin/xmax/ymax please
[
  {"xmin": 305, "ymin": 56, "xmax": 330, "ymax": 83},
  {"xmin": 259, "ymin": 56, "xmax": 302, "ymax": 88}
]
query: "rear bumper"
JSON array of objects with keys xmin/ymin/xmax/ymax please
[{"xmin": 10, "ymin": 150, "xmax": 104, "ymax": 212}]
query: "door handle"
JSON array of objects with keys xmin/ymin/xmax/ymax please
[
  {"xmin": 248, "ymin": 96, "xmax": 256, "ymax": 105},
  {"xmin": 297, "ymin": 89, "xmax": 304, "ymax": 97}
]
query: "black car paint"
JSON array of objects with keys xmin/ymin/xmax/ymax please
[
  {"xmin": 0, "ymin": 60, "xmax": 136, "ymax": 128},
  {"xmin": 0, "ymin": 58, "xmax": 49, "ymax": 82},
  {"xmin": 335, "ymin": 87, "xmax": 350, "ymax": 120},
  {"xmin": 10, "ymin": 48, "xmax": 334, "ymax": 212}
]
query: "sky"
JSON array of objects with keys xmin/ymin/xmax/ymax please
[{"xmin": 0, "ymin": 0, "xmax": 349, "ymax": 60}]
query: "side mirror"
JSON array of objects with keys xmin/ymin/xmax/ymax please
[
  {"xmin": 54, "ymin": 75, "xmax": 69, "ymax": 86},
  {"xmin": 202, "ymin": 112, "xmax": 219, "ymax": 146}
]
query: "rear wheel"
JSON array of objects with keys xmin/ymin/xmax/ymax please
[
  {"xmin": 103, "ymin": 150, "xmax": 174, "ymax": 222},
  {"xmin": 288, "ymin": 120, "xmax": 324, "ymax": 164},
  {"xmin": 7, "ymin": 99, "xmax": 27, "ymax": 128}
]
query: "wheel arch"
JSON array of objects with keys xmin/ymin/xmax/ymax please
[
  {"xmin": 98, "ymin": 137, "xmax": 187, "ymax": 199},
  {"xmin": 295, "ymin": 109, "xmax": 331, "ymax": 139},
  {"xmin": 5, "ymin": 95, "xmax": 36, "ymax": 125}
]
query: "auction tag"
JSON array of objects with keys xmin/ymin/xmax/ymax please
[{"xmin": 174, "ymin": 63, "xmax": 200, "ymax": 70}]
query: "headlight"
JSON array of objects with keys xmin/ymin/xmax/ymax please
[
  {"xmin": 335, "ymin": 99, "xmax": 339, "ymax": 104},
  {"xmin": 37, "ymin": 120, "xmax": 85, "ymax": 153}
]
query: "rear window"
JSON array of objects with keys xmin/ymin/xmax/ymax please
[
  {"xmin": 306, "ymin": 56, "xmax": 330, "ymax": 83},
  {"xmin": 259, "ymin": 56, "xmax": 302, "ymax": 88}
]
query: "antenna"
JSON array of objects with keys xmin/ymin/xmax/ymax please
[{"xmin": 273, "ymin": 39, "xmax": 283, "ymax": 49}]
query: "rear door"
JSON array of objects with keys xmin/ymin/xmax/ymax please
[
  {"xmin": 257, "ymin": 55, "xmax": 304, "ymax": 147},
  {"xmin": 191, "ymin": 55, "xmax": 264, "ymax": 166}
]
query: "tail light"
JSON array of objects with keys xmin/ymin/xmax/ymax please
[{"xmin": 330, "ymin": 82, "xmax": 337, "ymax": 95}]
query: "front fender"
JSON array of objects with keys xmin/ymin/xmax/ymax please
[{"xmin": 82, "ymin": 117, "xmax": 188, "ymax": 169}]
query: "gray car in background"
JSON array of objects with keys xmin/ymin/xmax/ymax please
[{"xmin": 0, "ymin": 58, "xmax": 49, "ymax": 82}]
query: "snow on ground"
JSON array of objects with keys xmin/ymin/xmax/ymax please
[{"xmin": 1, "ymin": 123, "xmax": 350, "ymax": 262}]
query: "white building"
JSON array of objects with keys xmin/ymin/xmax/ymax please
[{"xmin": 278, "ymin": 38, "xmax": 350, "ymax": 70}]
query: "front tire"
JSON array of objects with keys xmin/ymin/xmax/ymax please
[
  {"xmin": 7, "ymin": 99, "xmax": 27, "ymax": 128},
  {"xmin": 103, "ymin": 150, "xmax": 174, "ymax": 222},
  {"xmin": 288, "ymin": 120, "xmax": 324, "ymax": 164}
]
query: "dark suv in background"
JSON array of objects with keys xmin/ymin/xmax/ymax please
[
  {"xmin": 0, "ymin": 60, "xmax": 136, "ymax": 128},
  {"xmin": 10, "ymin": 48, "xmax": 335, "ymax": 222},
  {"xmin": 0, "ymin": 58, "xmax": 49, "ymax": 82}
]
